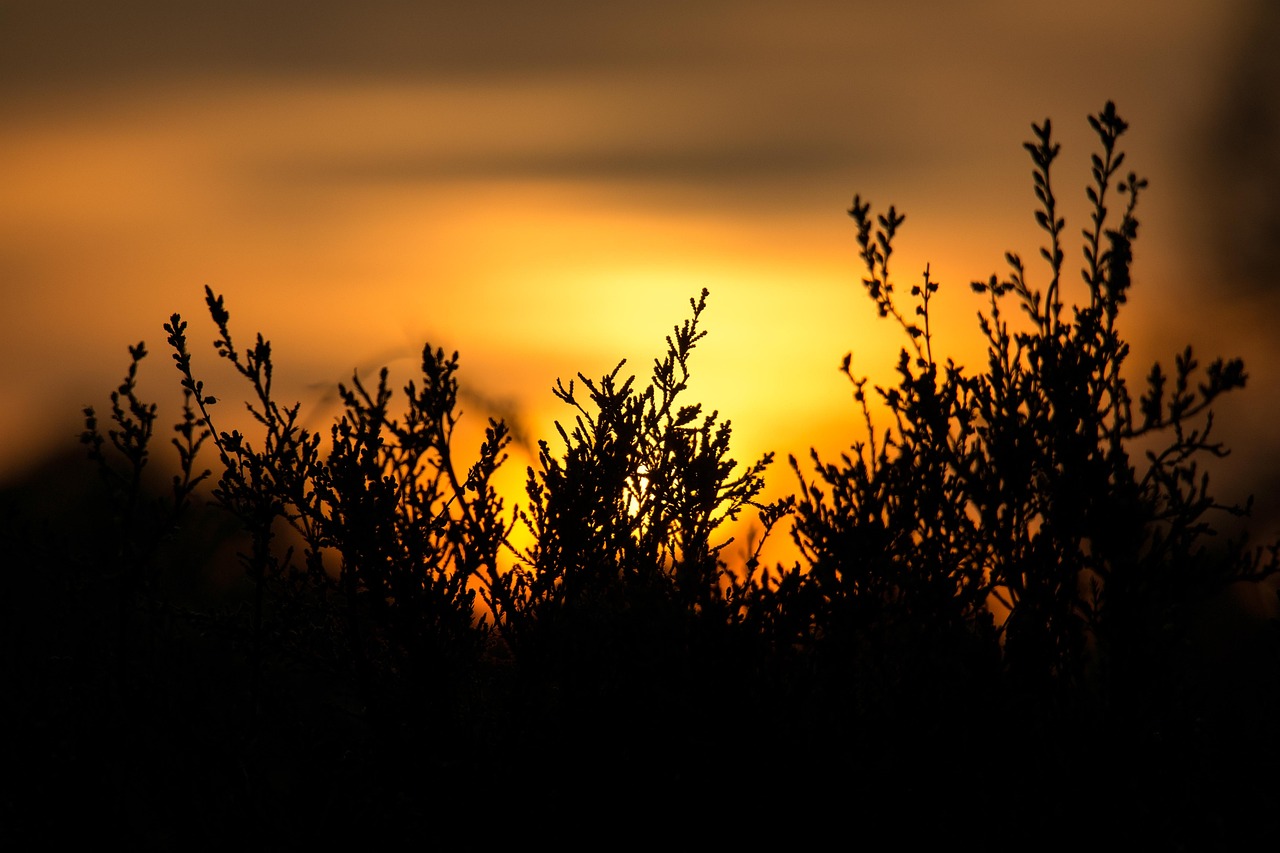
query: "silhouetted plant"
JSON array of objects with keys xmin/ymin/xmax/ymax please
[
  {"xmin": 792, "ymin": 103, "xmax": 1277, "ymax": 722},
  {"xmin": 82, "ymin": 341, "xmax": 211, "ymax": 574},
  {"xmin": 80, "ymin": 342, "xmax": 212, "ymax": 684},
  {"xmin": 482, "ymin": 290, "xmax": 792, "ymax": 775},
  {"xmin": 22, "ymin": 100, "xmax": 1280, "ymax": 845},
  {"xmin": 314, "ymin": 347, "xmax": 513, "ymax": 700},
  {"xmin": 164, "ymin": 288, "xmax": 512, "ymax": 722},
  {"xmin": 504, "ymin": 289, "xmax": 774, "ymax": 620}
]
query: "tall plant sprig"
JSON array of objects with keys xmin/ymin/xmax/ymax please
[
  {"xmin": 81, "ymin": 342, "xmax": 213, "ymax": 678},
  {"xmin": 165, "ymin": 288, "xmax": 327, "ymax": 714},
  {"xmin": 791, "ymin": 202, "xmax": 992, "ymax": 690},
  {"xmin": 961, "ymin": 104, "xmax": 1153, "ymax": 687},
  {"xmin": 971, "ymin": 102, "xmax": 1265, "ymax": 691},
  {"xmin": 165, "ymin": 287, "xmax": 511, "ymax": 715},
  {"xmin": 312, "ymin": 346, "xmax": 514, "ymax": 697},
  {"xmin": 504, "ymin": 289, "xmax": 777, "ymax": 655},
  {"xmin": 82, "ymin": 343, "xmax": 161, "ymax": 575},
  {"xmin": 794, "ymin": 102, "xmax": 1275, "ymax": 704}
]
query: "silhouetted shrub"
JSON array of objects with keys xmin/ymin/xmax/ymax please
[
  {"xmin": 791, "ymin": 102, "xmax": 1277, "ymax": 739},
  {"xmin": 11, "ymin": 101, "xmax": 1279, "ymax": 844}
]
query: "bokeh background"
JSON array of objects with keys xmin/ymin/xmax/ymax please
[{"xmin": 2, "ymin": 0, "xmax": 1277, "ymax": 557}]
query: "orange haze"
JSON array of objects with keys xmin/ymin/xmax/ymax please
[{"xmin": 2, "ymin": 0, "xmax": 1278, "ymax": 557}]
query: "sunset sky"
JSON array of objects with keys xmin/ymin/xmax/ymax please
[{"xmin": 3, "ymin": 0, "xmax": 1277, "ymax": 550}]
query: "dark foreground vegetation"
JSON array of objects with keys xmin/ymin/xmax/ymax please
[{"xmin": 5, "ymin": 104, "xmax": 1279, "ymax": 847}]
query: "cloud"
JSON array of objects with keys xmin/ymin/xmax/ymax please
[
  {"xmin": 249, "ymin": 138, "xmax": 904, "ymax": 190},
  {"xmin": 0, "ymin": 0, "xmax": 762, "ymax": 93},
  {"xmin": 1195, "ymin": 0, "xmax": 1280, "ymax": 296},
  {"xmin": 5, "ymin": 1, "xmax": 1209, "ymax": 98}
]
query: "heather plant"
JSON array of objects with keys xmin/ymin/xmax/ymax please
[
  {"xmin": 162, "ymin": 288, "xmax": 514, "ymax": 723},
  {"xmin": 476, "ymin": 289, "xmax": 798, "ymax": 791},
  {"xmin": 500, "ymin": 289, "xmax": 778, "ymax": 632},
  {"xmin": 18, "ymin": 99, "xmax": 1280, "ymax": 844},
  {"xmin": 79, "ymin": 343, "xmax": 213, "ymax": 686},
  {"xmin": 126, "ymin": 280, "xmax": 791, "ymax": 803},
  {"xmin": 791, "ymin": 103, "xmax": 1277, "ymax": 724}
]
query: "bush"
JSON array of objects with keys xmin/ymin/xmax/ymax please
[
  {"xmin": 792, "ymin": 102, "xmax": 1276, "ymax": 712},
  {"xmin": 11, "ymin": 101, "xmax": 1277, "ymax": 843}
]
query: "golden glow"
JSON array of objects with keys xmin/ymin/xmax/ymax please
[{"xmin": 2, "ymin": 3, "xmax": 1275, "ymax": 553}]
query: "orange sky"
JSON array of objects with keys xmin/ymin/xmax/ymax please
[{"xmin": 3, "ymin": 0, "xmax": 1278, "ymax": 552}]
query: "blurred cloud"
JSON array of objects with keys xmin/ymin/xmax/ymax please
[
  {"xmin": 0, "ymin": 1, "xmax": 743, "ymax": 87},
  {"xmin": 1195, "ymin": 0, "xmax": 1280, "ymax": 297}
]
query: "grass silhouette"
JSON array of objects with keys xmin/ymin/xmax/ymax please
[{"xmin": 5, "ymin": 102, "xmax": 1279, "ymax": 847}]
